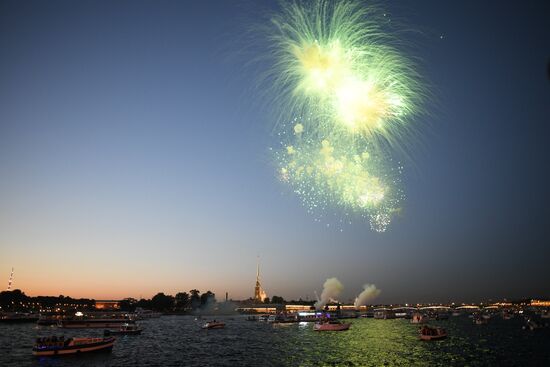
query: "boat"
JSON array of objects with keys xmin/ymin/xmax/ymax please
[
  {"xmin": 104, "ymin": 323, "xmax": 143, "ymax": 335},
  {"xmin": 502, "ymin": 312, "xmax": 513, "ymax": 320},
  {"xmin": 32, "ymin": 336, "xmax": 115, "ymax": 356},
  {"xmin": 0, "ymin": 312, "xmax": 39, "ymax": 323},
  {"xmin": 313, "ymin": 320, "xmax": 351, "ymax": 332},
  {"xmin": 410, "ymin": 312, "xmax": 427, "ymax": 324},
  {"xmin": 474, "ymin": 317, "xmax": 487, "ymax": 325},
  {"xmin": 202, "ymin": 320, "xmax": 225, "ymax": 329},
  {"xmin": 419, "ymin": 326, "xmax": 447, "ymax": 341},
  {"xmin": 37, "ymin": 315, "xmax": 62, "ymax": 326},
  {"xmin": 373, "ymin": 309, "xmax": 395, "ymax": 319},
  {"xmin": 523, "ymin": 318, "xmax": 545, "ymax": 331},
  {"xmin": 59, "ymin": 318, "xmax": 135, "ymax": 329},
  {"xmin": 134, "ymin": 307, "xmax": 162, "ymax": 319}
]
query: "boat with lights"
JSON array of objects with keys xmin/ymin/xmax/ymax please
[{"xmin": 32, "ymin": 336, "xmax": 115, "ymax": 356}]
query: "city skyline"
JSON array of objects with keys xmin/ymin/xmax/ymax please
[{"xmin": 1, "ymin": 0, "xmax": 549, "ymax": 304}]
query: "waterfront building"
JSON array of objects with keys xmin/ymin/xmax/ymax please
[{"xmin": 94, "ymin": 300, "xmax": 121, "ymax": 310}]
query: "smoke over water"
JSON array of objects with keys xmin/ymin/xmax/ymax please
[
  {"xmin": 315, "ymin": 277, "xmax": 343, "ymax": 310},
  {"xmin": 354, "ymin": 284, "xmax": 381, "ymax": 308}
]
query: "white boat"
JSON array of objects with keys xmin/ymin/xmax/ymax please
[{"xmin": 202, "ymin": 320, "xmax": 225, "ymax": 329}]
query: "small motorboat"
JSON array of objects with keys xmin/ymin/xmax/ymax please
[
  {"xmin": 502, "ymin": 312, "xmax": 513, "ymax": 320},
  {"xmin": 313, "ymin": 320, "xmax": 351, "ymax": 332},
  {"xmin": 104, "ymin": 323, "xmax": 143, "ymax": 335},
  {"xmin": 474, "ymin": 317, "xmax": 487, "ymax": 325},
  {"xmin": 523, "ymin": 318, "xmax": 545, "ymax": 331},
  {"xmin": 419, "ymin": 326, "xmax": 447, "ymax": 341},
  {"xmin": 32, "ymin": 336, "xmax": 115, "ymax": 356},
  {"xmin": 202, "ymin": 320, "xmax": 225, "ymax": 329},
  {"xmin": 410, "ymin": 312, "xmax": 427, "ymax": 324}
]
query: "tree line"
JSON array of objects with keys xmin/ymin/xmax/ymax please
[
  {"xmin": 0, "ymin": 289, "xmax": 95, "ymax": 311},
  {"xmin": 120, "ymin": 290, "xmax": 216, "ymax": 313}
]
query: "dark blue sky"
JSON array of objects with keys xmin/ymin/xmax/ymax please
[{"xmin": 0, "ymin": 0, "xmax": 549, "ymax": 302}]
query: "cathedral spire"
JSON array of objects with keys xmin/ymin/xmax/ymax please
[{"xmin": 254, "ymin": 257, "xmax": 267, "ymax": 302}]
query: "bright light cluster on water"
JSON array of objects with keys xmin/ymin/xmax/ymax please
[{"xmin": 266, "ymin": 0, "xmax": 424, "ymax": 231}]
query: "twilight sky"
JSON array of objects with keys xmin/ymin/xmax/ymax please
[{"xmin": 1, "ymin": 0, "xmax": 549, "ymax": 303}]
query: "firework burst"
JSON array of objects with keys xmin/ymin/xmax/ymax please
[
  {"xmin": 274, "ymin": 116, "xmax": 404, "ymax": 232},
  {"xmin": 268, "ymin": 0, "xmax": 423, "ymax": 144},
  {"xmin": 263, "ymin": 0, "xmax": 424, "ymax": 231}
]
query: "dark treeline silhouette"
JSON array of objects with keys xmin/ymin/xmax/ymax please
[
  {"xmin": 0, "ymin": 289, "xmax": 217, "ymax": 313},
  {"xmin": 1, "ymin": 289, "xmax": 317, "ymax": 313},
  {"xmin": 0, "ymin": 289, "xmax": 95, "ymax": 311},
  {"xmin": 120, "ymin": 290, "xmax": 217, "ymax": 313}
]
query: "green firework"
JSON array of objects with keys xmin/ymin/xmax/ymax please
[{"xmin": 264, "ymin": 0, "xmax": 423, "ymax": 231}]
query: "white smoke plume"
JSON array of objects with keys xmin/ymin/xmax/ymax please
[
  {"xmin": 314, "ymin": 277, "xmax": 343, "ymax": 310},
  {"xmin": 354, "ymin": 284, "xmax": 381, "ymax": 308}
]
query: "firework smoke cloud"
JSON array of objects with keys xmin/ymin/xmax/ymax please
[
  {"xmin": 314, "ymin": 277, "xmax": 343, "ymax": 310},
  {"xmin": 353, "ymin": 283, "xmax": 381, "ymax": 308}
]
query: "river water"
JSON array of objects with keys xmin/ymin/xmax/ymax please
[{"xmin": 1, "ymin": 315, "xmax": 549, "ymax": 366}]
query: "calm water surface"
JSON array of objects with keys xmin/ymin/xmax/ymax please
[{"xmin": 1, "ymin": 315, "xmax": 549, "ymax": 366}]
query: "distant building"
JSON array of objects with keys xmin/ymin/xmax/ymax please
[
  {"xmin": 95, "ymin": 300, "xmax": 121, "ymax": 310},
  {"xmin": 253, "ymin": 261, "xmax": 268, "ymax": 302},
  {"xmin": 530, "ymin": 299, "xmax": 550, "ymax": 307}
]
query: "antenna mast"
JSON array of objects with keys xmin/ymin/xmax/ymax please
[{"xmin": 7, "ymin": 267, "xmax": 14, "ymax": 291}]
